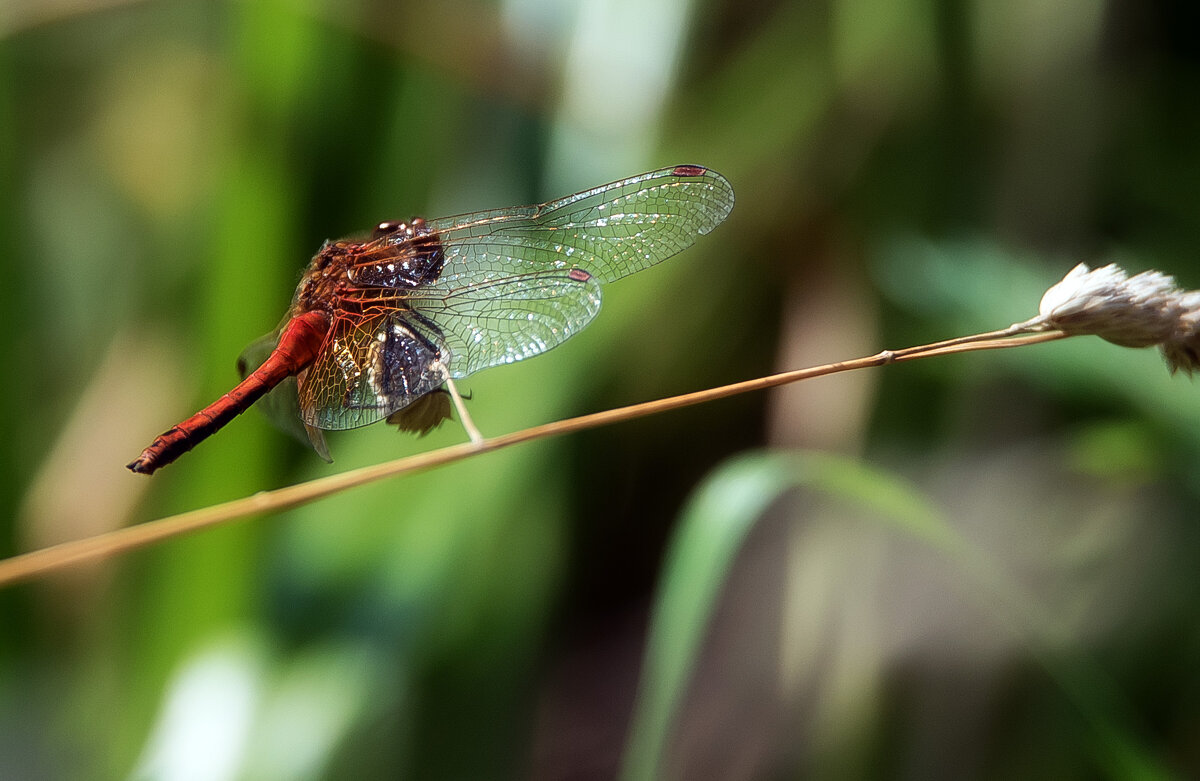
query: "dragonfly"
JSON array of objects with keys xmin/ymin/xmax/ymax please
[{"xmin": 127, "ymin": 165, "xmax": 734, "ymax": 474}]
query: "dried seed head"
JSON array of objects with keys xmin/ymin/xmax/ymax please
[
  {"xmin": 1034, "ymin": 263, "xmax": 1200, "ymax": 374},
  {"xmin": 1160, "ymin": 294, "xmax": 1200, "ymax": 375}
]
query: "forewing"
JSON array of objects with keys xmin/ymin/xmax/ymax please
[
  {"xmin": 415, "ymin": 165, "xmax": 734, "ymax": 290},
  {"xmin": 406, "ymin": 269, "xmax": 602, "ymax": 378},
  {"xmin": 298, "ymin": 311, "xmax": 445, "ymax": 430}
]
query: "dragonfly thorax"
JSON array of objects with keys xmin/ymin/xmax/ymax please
[{"xmin": 294, "ymin": 241, "xmax": 358, "ymax": 315}]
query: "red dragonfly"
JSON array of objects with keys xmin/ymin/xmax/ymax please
[{"xmin": 128, "ymin": 165, "xmax": 734, "ymax": 474}]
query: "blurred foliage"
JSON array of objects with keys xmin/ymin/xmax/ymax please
[{"xmin": 2, "ymin": 0, "xmax": 1200, "ymax": 778}]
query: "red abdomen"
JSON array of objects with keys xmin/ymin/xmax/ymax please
[{"xmin": 127, "ymin": 310, "xmax": 330, "ymax": 475}]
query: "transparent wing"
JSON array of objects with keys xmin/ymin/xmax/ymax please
[
  {"xmin": 300, "ymin": 166, "xmax": 733, "ymax": 429},
  {"xmin": 298, "ymin": 311, "xmax": 446, "ymax": 430},
  {"xmin": 406, "ymin": 269, "xmax": 603, "ymax": 378},
  {"xmin": 397, "ymin": 165, "xmax": 734, "ymax": 290}
]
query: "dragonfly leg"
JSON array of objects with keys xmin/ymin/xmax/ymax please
[{"xmin": 439, "ymin": 367, "xmax": 484, "ymax": 445}]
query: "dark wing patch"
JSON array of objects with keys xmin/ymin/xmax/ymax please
[{"xmin": 299, "ymin": 310, "xmax": 446, "ymax": 430}]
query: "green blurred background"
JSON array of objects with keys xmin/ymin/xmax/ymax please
[{"xmin": 2, "ymin": 0, "xmax": 1200, "ymax": 778}]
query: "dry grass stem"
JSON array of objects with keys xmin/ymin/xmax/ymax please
[{"xmin": 0, "ymin": 329, "xmax": 1070, "ymax": 588}]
